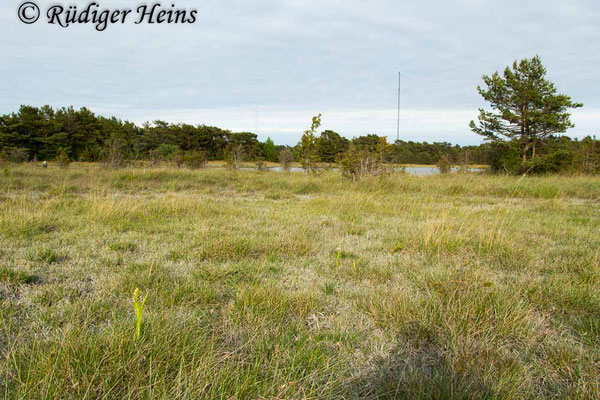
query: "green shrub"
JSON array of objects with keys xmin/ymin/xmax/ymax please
[
  {"xmin": 55, "ymin": 148, "xmax": 71, "ymax": 167},
  {"xmin": 436, "ymin": 154, "xmax": 452, "ymax": 174},
  {"xmin": 486, "ymin": 142, "xmax": 522, "ymax": 173},
  {"xmin": 181, "ymin": 150, "xmax": 207, "ymax": 169},
  {"xmin": 0, "ymin": 266, "xmax": 37, "ymax": 284},
  {"xmin": 526, "ymin": 150, "xmax": 574, "ymax": 174},
  {"xmin": 340, "ymin": 144, "xmax": 389, "ymax": 180},
  {"xmin": 157, "ymin": 144, "xmax": 179, "ymax": 161},
  {"xmin": 0, "ymin": 147, "xmax": 29, "ymax": 163}
]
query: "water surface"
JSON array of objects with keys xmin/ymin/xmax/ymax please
[{"xmin": 255, "ymin": 166, "xmax": 484, "ymax": 175}]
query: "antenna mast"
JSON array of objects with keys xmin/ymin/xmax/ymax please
[{"xmin": 396, "ymin": 72, "xmax": 401, "ymax": 141}]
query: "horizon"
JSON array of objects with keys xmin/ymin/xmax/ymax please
[{"xmin": 2, "ymin": 103, "xmax": 598, "ymax": 148}]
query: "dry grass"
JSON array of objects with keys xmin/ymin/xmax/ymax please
[{"xmin": 0, "ymin": 164, "xmax": 599, "ymax": 399}]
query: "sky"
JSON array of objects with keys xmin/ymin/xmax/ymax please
[{"xmin": 1, "ymin": 0, "xmax": 599, "ymax": 145}]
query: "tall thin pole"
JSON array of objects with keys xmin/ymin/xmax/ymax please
[{"xmin": 396, "ymin": 72, "xmax": 401, "ymax": 141}]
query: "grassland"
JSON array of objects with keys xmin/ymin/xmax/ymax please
[{"xmin": 0, "ymin": 164, "xmax": 599, "ymax": 399}]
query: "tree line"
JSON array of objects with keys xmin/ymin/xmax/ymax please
[
  {"xmin": 0, "ymin": 105, "xmax": 489, "ymax": 165},
  {"xmin": 1, "ymin": 56, "xmax": 598, "ymax": 174}
]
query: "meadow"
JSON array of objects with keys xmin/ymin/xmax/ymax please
[{"xmin": 0, "ymin": 164, "xmax": 599, "ymax": 399}]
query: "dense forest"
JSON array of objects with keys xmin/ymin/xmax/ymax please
[{"xmin": 0, "ymin": 105, "xmax": 598, "ymax": 173}]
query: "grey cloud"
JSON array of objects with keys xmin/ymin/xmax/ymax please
[{"xmin": 1, "ymin": 0, "xmax": 598, "ymax": 144}]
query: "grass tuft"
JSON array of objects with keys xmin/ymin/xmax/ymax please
[{"xmin": 0, "ymin": 266, "xmax": 38, "ymax": 284}]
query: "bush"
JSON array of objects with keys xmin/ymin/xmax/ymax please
[
  {"xmin": 225, "ymin": 144, "xmax": 243, "ymax": 170},
  {"xmin": 55, "ymin": 148, "xmax": 71, "ymax": 168},
  {"xmin": 526, "ymin": 150, "xmax": 574, "ymax": 174},
  {"xmin": 0, "ymin": 147, "xmax": 29, "ymax": 163},
  {"xmin": 486, "ymin": 142, "xmax": 522, "ymax": 173},
  {"xmin": 278, "ymin": 148, "xmax": 294, "ymax": 171},
  {"xmin": 173, "ymin": 153, "xmax": 184, "ymax": 167},
  {"xmin": 436, "ymin": 154, "xmax": 452, "ymax": 174},
  {"xmin": 340, "ymin": 144, "xmax": 389, "ymax": 180},
  {"xmin": 149, "ymin": 144, "xmax": 180, "ymax": 165},
  {"xmin": 181, "ymin": 151, "xmax": 207, "ymax": 169},
  {"xmin": 157, "ymin": 144, "xmax": 179, "ymax": 161},
  {"xmin": 487, "ymin": 141, "xmax": 575, "ymax": 175},
  {"xmin": 103, "ymin": 141, "xmax": 128, "ymax": 169},
  {"xmin": 574, "ymin": 137, "xmax": 599, "ymax": 174},
  {"xmin": 150, "ymin": 149, "xmax": 161, "ymax": 165}
]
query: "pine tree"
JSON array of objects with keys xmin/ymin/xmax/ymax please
[
  {"xmin": 470, "ymin": 56, "xmax": 582, "ymax": 162},
  {"xmin": 262, "ymin": 137, "xmax": 277, "ymax": 162}
]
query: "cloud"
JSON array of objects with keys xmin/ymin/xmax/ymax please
[{"xmin": 1, "ymin": 0, "xmax": 598, "ymax": 145}]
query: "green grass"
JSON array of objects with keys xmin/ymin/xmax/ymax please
[{"xmin": 0, "ymin": 164, "xmax": 599, "ymax": 399}]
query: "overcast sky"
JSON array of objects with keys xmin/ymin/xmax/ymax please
[{"xmin": 1, "ymin": 0, "xmax": 598, "ymax": 145}]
